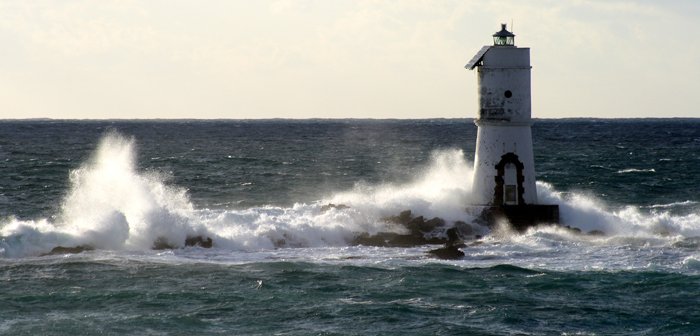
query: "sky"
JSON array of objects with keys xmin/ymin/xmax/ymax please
[{"xmin": 1, "ymin": 0, "xmax": 699, "ymax": 119}]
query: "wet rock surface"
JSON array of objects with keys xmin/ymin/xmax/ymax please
[
  {"xmin": 561, "ymin": 225, "xmax": 606, "ymax": 237},
  {"xmin": 352, "ymin": 210, "xmax": 474, "ymax": 249},
  {"xmin": 40, "ymin": 245, "xmax": 94, "ymax": 257},
  {"xmin": 152, "ymin": 235, "xmax": 214, "ymax": 250},
  {"xmin": 425, "ymin": 246, "xmax": 465, "ymax": 260},
  {"xmin": 185, "ymin": 236, "xmax": 213, "ymax": 248},
  {"xmin": 349, "ymin": 208, "xmax": 601, "ymax": 259},
  {"xmin": 320, "ymin": 203, "xmax": 350, "ymax": 212},
  {"xmin": 586, "ymin": 230, "xmax": 606, "ymax": 236},
  {"xmin": 41, "ymin": 235, "xmax": 215, "ymax": 256}
]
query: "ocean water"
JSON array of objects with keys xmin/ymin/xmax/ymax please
[{"xmin": 1, "ymin": 119, "xmax": 700, "ymax": 335}]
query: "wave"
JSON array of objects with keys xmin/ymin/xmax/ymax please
[
  {"xmin": 2, "ymin": 132, "xmax": 700, "ymax": 258},
  {"xmin": 644, "ymin": 201, "xmax": 699, "ymax": 209},
  {"xmin": 615, "ymin": 168, "xmax": 656, "ymax": 173},
  {"xmin": 537, "ymin": 183, "xmax": 700, "ymax": 237},
  {"xmin": 1, "ymin": 132, "xmax": 200, "ymax": 257}
]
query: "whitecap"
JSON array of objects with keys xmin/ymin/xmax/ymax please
[{"xmin": 615, "ymin": 168, "xmax": 656, "ymax": 173}]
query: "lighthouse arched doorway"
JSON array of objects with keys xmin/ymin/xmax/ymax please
[{"xmin": 494, "ymin": 153, "xmax": 525, "ymax": 206}]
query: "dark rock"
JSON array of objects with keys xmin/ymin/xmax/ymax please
[
  {"xmin": 40, "ymin": 245, "xmax": 94, "ymax": 257},
  {"xmin": 152, "ymin": 237, "xmax": 175, "ymax": 250},
  {"xmin": 320, "ymin": 203, "xmax": 350, "ymax": 212},
  {"xmin": 586, "ymin": 230, "xmax": 606, "ymax": 236},
  {"xmin": 422, "ymin": 217, "xmax": 446, "ymax": 232},
  {"xmin": 406, "ymin": 216, "xmax": 425, "ymax": 235},
  {"xmin": 426, "ymin": 217, "xmax": 446, "ymax": 226},
  {"xmin": 352, "ymin": 232, "xmax": 388, "ymax": 247},
  {"xmin": 353, "ymin": 229, "xmax": 455, "ymax": 248},
  {"xmin": 397, "ymin": 210, "xmax": 412, "ymax": 224},
  {"xmin": 446, "ymin": 227, "xmax": 460, "ymax": 245},
  {"xmin": 426, "ymin": 246, "xmax": 465, "ymax": 260},
  {"xmin": 153, "ymin": 236, "xmax": 214, "ymax": 250},
  {"xmin": 185, "ymin": 236, "xmax": 213, "ymax": 248},
  {"xmin": 425, "ymin": 237, "xmax": 449, "ymax": 245},
  {"xmin": 372, "ymin": 232, "xmax": 401, "ymax": 241},
  {"xmin": 387, "ymin": 234, "xmax": 429, "ymax": 247},
  {"xmin": 563, "ymin": 226, "xmax": 582, "ymax": 234},
  {"xmin": 360, "ymin": 211, "xmax": 477, "ymax": 248},
  {"xmin": 454, "ymin": 221, "xmax": 473, "ymax": 236},
  {"xmin": 381, "ymin": 210, "xmax": 413, "ymax": 225},
  {"xmin": 474, "ymin": 207, "xmax": 497, "ymax": 226}
]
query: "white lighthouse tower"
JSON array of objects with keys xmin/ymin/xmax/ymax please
[
  {"xmin": 466, "ymin": 24, "xmax": 537, "ymax": 206},
  {"xmin": 465, "ymin": 24, "xmax": 557, "ymax": 230}
]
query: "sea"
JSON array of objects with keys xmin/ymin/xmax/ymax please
[{"xmin": 1, "ymin": 118, "xmax": 700, "ymax": 335}]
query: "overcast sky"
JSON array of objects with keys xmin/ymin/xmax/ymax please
[{"xmin": 1, "ymin": 0, "xmax": 698, "ymax": 119}]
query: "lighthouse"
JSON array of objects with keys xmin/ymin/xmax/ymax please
[{"xmin": 465, "ymin": 24, "xmax": 558, "ymax": 230}]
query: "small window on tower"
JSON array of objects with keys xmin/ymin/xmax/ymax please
[
  {"xmin": 505, "ymin": 185, "xmax": 516, "ymax": 203},
  {"xmin": 504, "ymin": 90, "xmax": 512, "ymax": 98}
]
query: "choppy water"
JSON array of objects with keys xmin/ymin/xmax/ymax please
[{"xmin": 1, "ymin": 119, "xmax": 700, "ymax": 335}]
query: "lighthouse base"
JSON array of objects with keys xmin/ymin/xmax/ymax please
[{"xmin": 475, "ymin": 205, "xmax": 560, "ymax": 232}]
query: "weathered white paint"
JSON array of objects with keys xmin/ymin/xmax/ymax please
[
  {"xmin": 469, "ymin": 40, "xmax": 538, "ymax": 206},
  {"xmin": 472, "ymin": 123, "xmax": 538, "ymax": 205}
]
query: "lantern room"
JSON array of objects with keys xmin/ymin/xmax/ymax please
[{"xmin": 493, "ymin": 23, "xmax": 515, "ymax": 46}]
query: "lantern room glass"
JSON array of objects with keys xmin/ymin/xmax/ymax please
[{"xmin": 493, "ymin": 36, "xmax": 514, "ymax": 46}]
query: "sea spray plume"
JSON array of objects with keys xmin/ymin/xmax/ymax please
[
  {"xmin": 327, "ymin": 149, "xmax": 481, "ymax": 226},
  {"xmin": 536, "ymin": 182, "xmax": 626, "ymax": 235},
  {"xmin": 197, "ymin": 150, "xmax": 483, "ymax": 251},
  {"xmin": 536, "ymin": 182, "xmax": 700, "ymax": 238},
  {"xmin": 59, "ymin": 131, "xmax": 196, "ymax": 250},
  {"xmin": 196, "ymin": 204, "xmax": 381, "ymax": 250}
]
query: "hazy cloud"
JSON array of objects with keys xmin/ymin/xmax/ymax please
[{"xmin": 0, "ymin": 0, "xmax": 698, "ymax": 119}]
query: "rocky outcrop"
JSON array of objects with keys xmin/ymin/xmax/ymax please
[
  {"xmin": 425, "ymin": 246, "xmax": 465, "ymax": 259},
  {"xmin": 352, "ymin": 232, "xmax": 392, "ymax": 247},
  {"xmin": 40, "ymin": 245, "xmax": 94, "ymax": 257},
  {"xmin": 424, "ymin": 227, "xmax": 468, "ymax": 260},
  {"xmin": 560, "ymin": 225, "xmax": 606, "ymax": 237},
  {"xmin": 39, "ymin": 235, "xmax": 216, "ymax": 256},
  {"xmin": 152, "ymin": 237, "xmax": 175, "ymax": 250},
  {"xmin": 185, "ymin": 236, "xmax": 213, "ymax": 248},
  {"xmin": 320, "ymin": 203, "xmax": 350, "ymax": 212},
  {"xmin": 152, "ymin": 235, "xmax": 214, "ymax": 250},
  {"xmin": 586, "ymin": 230, "xmax": 606, "ymax": 236},
  {"xmin": 351, "ymin": 210, "xmax": 475, "ymax": 249}
]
